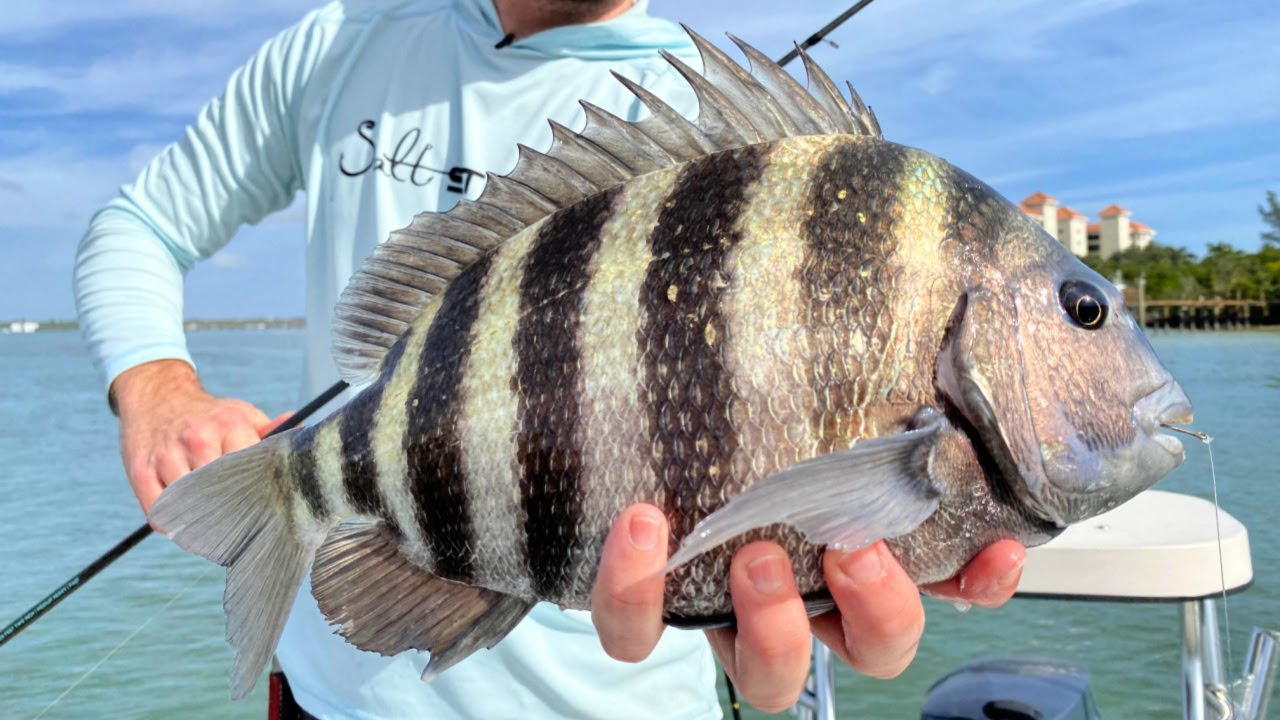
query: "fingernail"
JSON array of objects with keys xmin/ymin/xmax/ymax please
[
  {"xmin": 961, "ymin": 552, "xmax": 1025, "ymax": 598},
  {"xmin": 996, "ymin": 552, "xmax": 1026, "ymax": 588},
  {"xmin": 838, "ymin": 545, "xmax": 885, "ymax": 585},
  {"xmin": 747, "ymin": 554, "xmax": 786, "ymax": 595},
  {"xmin": 628, "ymin": 514, "xmax": 660, "ymax": 551}
]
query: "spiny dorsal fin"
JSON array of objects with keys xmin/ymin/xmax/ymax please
[{"xmin": 332, "ymin": 28, "xmax": 884, "ymax": 384}]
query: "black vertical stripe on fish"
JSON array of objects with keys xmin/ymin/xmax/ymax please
[
  {"xmin": 405, "ymin": 256, "xmax": 493, "ymax": 583},
  {"xmin": 290, "ymin": 426, "xmax": 329, "ymax": 519},
  {"xmin": 801, "ymin": 141, "xmax": 909, "ymax": 453},
  {"xmin": 339, "ymin": 339, "xmax": 407, "ymax": 524},
  {"xmin": 516, "ymin": 188, "xmax": 620, "ymax": 598},
  {"xmin": 940, "ymin": 163, "xmax": 1010, "ymax": 258},
  {"xmin": 641, "ymin": 146, "xmax": 769, "ymax": 544}
]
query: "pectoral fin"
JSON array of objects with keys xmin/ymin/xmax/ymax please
[{"xmin": 664, "ymin": 416, "xmax": 945, "ymax": 573}]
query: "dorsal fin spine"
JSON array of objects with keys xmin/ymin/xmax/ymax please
[
  {"xmin": 796, "ymin": 45, "xmax": 857, "ymax": 134},
  {"xmin": 578, "ymin": 101, "xmax": 675, "ymax": 172},
  {"xmin": 547, "ymin": 120, "xmax": 632, "ymax": 185},
  {"xmin": 610, "ymin": 71, "xmax": 716, "ymax": 157}
]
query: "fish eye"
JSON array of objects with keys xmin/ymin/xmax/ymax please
[{"xmin": 1059, "ymin": 280, "xmax": 1108, "ymax": 329}]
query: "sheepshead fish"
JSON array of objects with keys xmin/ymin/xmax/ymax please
[{"xmin": 150, "ymin": 28, "xmax": 1193, "ymax": 699}]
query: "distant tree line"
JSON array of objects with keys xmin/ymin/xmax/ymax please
[{"xmin": 1081, "ymin": 190, "xmax": 1280, "ymax": 303}]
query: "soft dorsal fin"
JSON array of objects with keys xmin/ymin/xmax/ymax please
[{"xmin": 332, "ymin": 26, "xmax": 883, "ymax": 384}]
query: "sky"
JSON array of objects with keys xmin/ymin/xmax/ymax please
[{"xmin": 1, "ymin": 0, "xmax": 1277, "ymax": 320}]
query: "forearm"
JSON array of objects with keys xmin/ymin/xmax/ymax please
[{"xmin": 75, "ymin": 202, "xmax": 196, "ymax": 396}]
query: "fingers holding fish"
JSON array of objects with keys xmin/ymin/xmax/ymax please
[
  {"xmin": 591, "ymin": 504, "xmax": 670, "ymax": 663},
  {"xmin": 153, "ymin": 450, "xmax": 193, "ymax": 491},
  {"xmin": 815, "ymin": 542, "xmax": 925, "ymax": 680},
  {"xmin": 221, "ymin": 423, "xmax": 264, "ymax": 457},
  {"xmin": 707, "ymin": 541, "xmax": 812, "ymax": 713},
  {"xmin": 126, "ymin": 456, "xmax": 166, "ymax": 518},
  {"xmin": 922, "ymin": 539, "xmax": 1026, "ymax": 609},
  {"xmin": 114, "ymin": 359, "xmax": 274, "ymax": 515},
  {"xmin": 146, "ymin": 399, "xmax": 269, "ymax": 477}
]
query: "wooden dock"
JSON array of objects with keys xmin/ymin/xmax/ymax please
[{"xmin": 1122, "ymin": 286, "xmax": 1271, "ymax": 329}]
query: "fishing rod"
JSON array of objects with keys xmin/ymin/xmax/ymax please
[
  {"xmin": 0, "ymin": 0, "xmax": 876, "ymax": 673},
  {"xmin": 776, "ymin": 0, "xmax": 878, "ymax": 67},
  {"xmin": 0, "ymin": 379, "xmax": 349, "ymax": 648}
]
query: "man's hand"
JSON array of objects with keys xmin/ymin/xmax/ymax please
[
  {"xmin": 591, "ymin": 504, "xmax": 1026, "ymax": 713},
  {"xmin": 111, "ymin": 359, "xmax": 283, "ymax": 515}
]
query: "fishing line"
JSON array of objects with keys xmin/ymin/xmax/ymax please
[
  {"xmin": 33, "ymin": 565, "xmax": 215, "ymax": 719},
  {"xmin": 1205, "ymin": 439, "xmax": 1233, "ymax": 675},
  {"xmin": 1163, "ymin": 423, "xmax": 1232, "ymax": 676}
]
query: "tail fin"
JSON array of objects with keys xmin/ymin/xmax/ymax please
[{"xmin": 150, "ymin": 432, "xmax": 324, "ymax": 700}]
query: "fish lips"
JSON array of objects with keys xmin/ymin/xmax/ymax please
[
  {"xmin": 1036, "ymin": 379, "xmax": 1194, "ymax": 523},
  {"xmin": 1135, "ymin": 379, "xmax": 1194, "ymax": 460}
]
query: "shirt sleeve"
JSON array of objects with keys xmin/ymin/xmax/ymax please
[{"xmin": 73, "ymin": 7, "xmax": 335, "ymax": 394}]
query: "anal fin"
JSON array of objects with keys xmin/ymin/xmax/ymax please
[{"xmin": 311, "ymin": 522, "xmax": 534, "ymax": 680}]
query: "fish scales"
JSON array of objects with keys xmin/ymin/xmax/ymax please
[
  {"xmin": 289, "ymin": 429, "xmax": 330, "ymax": 521},
  {"xmin": 151, "ymin": 30, "xmax": 1195, "ymax": 696},
  {"xmin": 571, "ymin": 170, "xmax": 675, "ymax": 602},
  {"xmin": 456, "ymin": 217, "xmax": 541, "ymax": 596},
  {"xmin": 373, "ymin": 302, "xmax": 440, "ymax": 569},
  {"xmin": 516, "ymin": 188, "xmax": 620, "ymax": 600},
  {"xmin": 712, "ymin": 135, "xmax": 844, "ymax": 614},
  {"xmin": 641, "ymin": 145, "xmax": 766, "ymax": 613},
  {"xmin": 405, "ymin": 252, "xmax": 495, "ymax": 584},
  {"xmin": 339, "ymin": 340, "xmax": 404, "ymax": 520},
  {"xmin": 311, "ymin": 420, "xmax": 351, "ymax": 519},
  {"xmin": 803, "ymin": 139, "xmax": 912, "ymax": 452}
]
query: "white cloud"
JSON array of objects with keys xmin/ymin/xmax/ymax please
[
  {"xmin": 208, "ymin": 250, "xmax": 248, "ymax": 269},
  {"xmin": 915, "ymin": 63, "xmax": 957, "ymax": 96}
]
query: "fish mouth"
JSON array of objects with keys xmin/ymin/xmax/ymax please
[{"xmin": 1134, "ymin": 380, "xmax": 1194, "ymax": 458}]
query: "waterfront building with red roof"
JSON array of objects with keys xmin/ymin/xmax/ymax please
[{"xmin": 1019, "ymin": 193, "xmax": 1156, "ymax": 259}]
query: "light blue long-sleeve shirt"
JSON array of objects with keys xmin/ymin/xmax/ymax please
[{"xmin": 74, "ymin": 1, "xmax": 720, "ymax": 717}]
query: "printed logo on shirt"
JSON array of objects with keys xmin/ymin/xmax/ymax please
[{"xmin": 338, "ymin": 120, "xmax": 483, "ymax": 194}]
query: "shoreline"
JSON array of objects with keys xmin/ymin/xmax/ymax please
[{"xmin": 2, "ymin": 318, "xmax": 306, "ymax": 333}]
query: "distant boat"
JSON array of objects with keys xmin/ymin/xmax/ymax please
[{"xmin": 5, "ymin": 320, "xmax": 39, "ymax": 334}]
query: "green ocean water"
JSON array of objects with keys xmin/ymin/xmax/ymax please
[{"xmin": 0, "ymin": 329, "xmax": 1275, "ymax": 719}]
